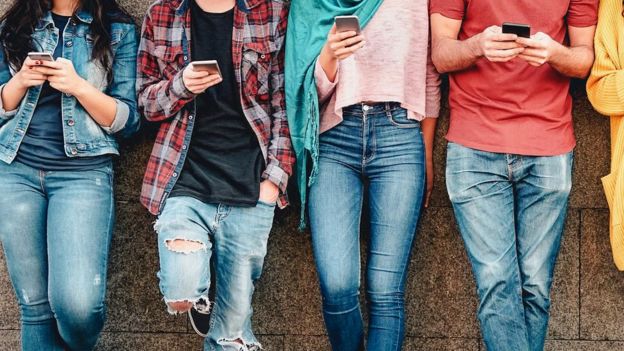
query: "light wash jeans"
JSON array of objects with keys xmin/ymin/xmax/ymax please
[
  {"xmin": 309, "ymin": 103, "xmax": 426, "ymax": 351},
  {"xmin": 445, "ymin": 142, "xmax": 573, "ymax": 351},
  {"xmin": 155, "ymin": 196, "xmax": 275, "ymax": 351},
  {"xmin": 0, "ymin": 160, "xmax": 114, "ymax": 351}
]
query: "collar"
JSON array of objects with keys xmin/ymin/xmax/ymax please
[
  {"xmin": 170, "ymin": 0, "xmax": 263, "ymax": 15},
  {"xmin": 36, "ymin": 9, "xmax": 93, "ymax": 30}
]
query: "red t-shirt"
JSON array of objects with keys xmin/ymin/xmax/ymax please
[{"xmin": 430, "ymin": 0, "xmax": 598, "ymax": 156}]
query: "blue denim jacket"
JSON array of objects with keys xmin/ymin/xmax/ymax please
[{"xmin": 0, "ymin": 10, "xmax": 139, "ymax": 163}]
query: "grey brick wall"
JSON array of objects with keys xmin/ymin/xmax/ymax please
[{"xmin": 0, "ymin": 1, "xmax": 623, "ymax": 350}]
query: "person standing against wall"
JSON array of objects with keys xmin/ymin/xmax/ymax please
[
  {"xmin": 286, "ymin": 0, "xmax": 440, "ymax": 349},
  {"xmin": 587, "ymin": 0, "xmax": 624, "ymax": 271},
  {"xmin": 429, "ymin": 1, "xmax": 597, "ymax": 350},
  {"xmin": 0, "ymin": 0, "xmax": 139, "ymax": 349},
  {"xmin": 136, "ymin": 0, "xmax": 293, "ymax": 349}
]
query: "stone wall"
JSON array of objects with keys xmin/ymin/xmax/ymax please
[{"xmin": 0, "ymin": 1, "xmax": 623, "ymax": 350}]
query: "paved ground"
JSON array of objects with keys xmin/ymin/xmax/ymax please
[{"xmin": 1, "ymin": 1, "xmax": 623, "ymax": 350}]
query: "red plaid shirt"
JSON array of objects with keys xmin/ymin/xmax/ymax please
[{"xmin": 137, "ymin": 0, "xmax": 294, "ymax": 215}]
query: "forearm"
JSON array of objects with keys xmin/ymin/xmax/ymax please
[
  {"xmin": 432, "ymin": 35, "xmax": 481, "ymax": 73},
  {"xmin": 421, "ymin": 117, "xmax": 437, "ymax": 163},
  {"xmin": 550, "ymin": 44, "xmax": 595, "ymax": 79},
  {"xmin": 1, "ymin": 77, "xmax": 28, "ymax": 112},
  {"xmin": 74, "ymin": 80, "xmax": 117, "ymax": 127}
]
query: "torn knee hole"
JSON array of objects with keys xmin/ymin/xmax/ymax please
[
  {"xmin": 167, "ymin": 300, "xmax": 193, "ymax": 313},
  {"xmin": 165, "ymin": 239, "xmax": 206, "ymax": 253}
]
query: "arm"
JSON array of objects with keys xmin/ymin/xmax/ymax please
[
  {"xmin": 0, "ymin": 57, "xmax": 47, "ymax": 118},
  {"xmin": 430, "ymin": 14, "xmax": 523, "ymax": 73},
  {"xmin": 516, "ymin": 26, "xmax": 596, "ymax": 79},
  {"xmin": 423, "ymin": 45, "xmax": 441, "ymax": 207},
  {"xmin": 34, "ymin": 28, "xmax": 140, "ymax": 136},
  {"xmin": 422, "ymin": 117, "xmax": 437, "ymax": 207},
  {"xmin": 259, "ymin": 5, "xmax": 295, "ymax": 203},
  {"xmin": 101, "ymin": 27, "xmax": 140, "ymax": 137},
  {"xmin": 314, "ymin": 58, "xmax": 338, "ymax": 105},
  {"xmin": 587, "ymin": 16, "xmax": 624, "ymax": 116},
  {"xmin": 136, "ymin": 13, "xmax": 194, "ymax": 123}
]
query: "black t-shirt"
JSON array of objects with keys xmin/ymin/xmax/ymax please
[{"xmin": 170, "ymin": 1, "xmax": 264, "ymax": 206}]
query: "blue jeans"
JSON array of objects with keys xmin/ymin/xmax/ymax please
[
  {"xmin": 0, "ymin": 161, "xmax": 114, "ymax": 351},
  {"xmin": 155, "ymin": 196, "xmax": 276, "ymax": 351},
  {"xmin": 309, "ymin": 103, "xmax": 426, "ymax": 351},
  {"xmin": 445, "ymin": 142, "xmax": 573, "ymax": 351}
]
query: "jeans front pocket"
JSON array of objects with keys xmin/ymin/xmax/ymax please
[{"xmin": 386, "ymin": 108, "xmax": 420, "ymax": 128}]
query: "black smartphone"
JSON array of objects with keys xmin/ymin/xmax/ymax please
[{"xmin": 502, "ymin": 22, "xmax": 531, "ymax": 38}]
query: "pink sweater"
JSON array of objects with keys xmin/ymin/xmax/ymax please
[{"xmin": 315, "ymin": 0, "xmax": 441, "ymax": 133}]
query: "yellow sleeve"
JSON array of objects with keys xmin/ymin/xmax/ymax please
[{"xmin": 587, "ymin": 0, "xmax": 624, "ymax": 117}]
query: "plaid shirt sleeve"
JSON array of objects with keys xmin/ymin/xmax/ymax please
[
  {"xmin": 136, "ymin": 11, "xmax": 194, "ymax": 123},
  {"xmin": 262, "ymin": 3, "xmax": 295, "ymax": 194}
]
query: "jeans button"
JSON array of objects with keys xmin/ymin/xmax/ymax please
[
  {"xmin": 70, "ymin": 148, "xmax": 78, "ymax": 155},
  {"xmin": 66, "ymin": 41, "xmax": 73, "ymax": 47},
  {"xmin": 67, "ymin": 119, "xmax": 75, "ymax": 126},
  {"xmin": 188, "ymin": 115, "xmax": 194, "ymax": 120},
  {"xmin": 172, "ymin": 172, "xmax": 178, "ymax": 178}
]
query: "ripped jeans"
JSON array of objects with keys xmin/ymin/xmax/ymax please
[
  {"xmin": 0, "ymin": 160, "xmax": 114, "ymax": 351},
  {"xmin": 155, "ymin": 196, "xmax": 275, "ymax": 351}
]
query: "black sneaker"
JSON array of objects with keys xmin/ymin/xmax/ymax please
[{"xmin": 188, "ymin": 298, "xmax": 212, "ymax": 337}]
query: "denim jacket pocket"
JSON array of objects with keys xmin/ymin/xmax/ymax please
[{"xmin": 242, "ymin": 42, "xmax": 272, "ymax": 97}]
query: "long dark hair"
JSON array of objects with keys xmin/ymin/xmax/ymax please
[{"xmin": 0, "ymin": 0, "xmax": 132, "ymax": 78}]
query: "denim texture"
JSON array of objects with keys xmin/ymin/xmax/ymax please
[
  {"xmin": 445, "ymin": 142, "xmax": 573, "ymax": 351},
  {"xmin": 0, "ymin": 160, "xmax": 114, "ymax": 351},
  {"xmin": 0, "ymin": 9, "xmax": 139, "ymax": 164},
  {"xmin": 155, "ymin": 196, "xmax": 276, "ymax": 351},
  {"xmin": 308, "ymin": 103, "xmax": 426, "ymax": 351}
]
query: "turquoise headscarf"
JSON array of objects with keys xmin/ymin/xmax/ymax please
[{"xmin": 285, "ymin": 0, "xmax": 384, "ymax": 229}]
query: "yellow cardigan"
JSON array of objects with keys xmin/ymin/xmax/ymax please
[{"xmin": 587, "ymin": 0, "xmax": 624, "ymax": 270}]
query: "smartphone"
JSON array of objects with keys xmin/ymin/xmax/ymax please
[
  {"xmin": 502, "ymin": 22, "xmax": 531, "ymax": 38},
  {"xmin": 191, "ymin": 60, "xmax": 222, "ymax": 77},
  {"xmin": 335, "ymin": 15, "xmax": 361, "ymax": 34},
  {"xmin": 27, "ymin": 52, "xmax": 54, "ymax": 62}
]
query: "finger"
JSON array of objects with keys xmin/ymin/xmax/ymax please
[
  {"xmin": 489, "ymin": 47, "xmax": 524, "ymax": 58},
  {"xmin": 334, "ymin": 31, "xmax": 358, "ymax": 41},
  {"xmin": 486, "ymin": 25, "xmax": 502, "ymax": 34},
  {"xmin": 31, "ymin": 66, "xmax": 59, "ymax": 76},
  {"xmin": 490, "ymin": 33, "xmax": 519, "ymax": 42},
  {"xmin": 38, "ymin": 60, "xmax": 61, "ymax": 69},
  {"xmin": 338, "ymin": 35, "xmax": 364, "ymax": 48},
  {"xmin": 186, "ymin": 76, "xmax": 222, "ymax": 88},
  {"xmin": 425, "ymin": 191, "xmax": 432, "ymax": 208},
  {"xmin": 329, "ymin": 23, "xmax": 337, "ymax": 35},
  {"xmin": 519, "ymin": 48, "xmax": 546, "ymax": 58},
  {"xmin": 515, "ymin": 37, "xmax": 545, "ymax": 49},
  {"xmin": 489, "ymin": 41, "xmax": 524, "ymax": 50},
  {"xmin": 24, "ymin": 73, "xmax": 49, "ymax": 81},
  {"xmin": 23, "ymin": 57, "xmax": 39, "ymax": 68},
  {"xmin": 186, "ymin": 68, "xmax": 211, "ymax": 78},
  {"xmin": 518, "ymin": 54, "xmax": 544, "ymax": 65},
  {"xmin": 335, "ymin": 41, "xmax": 366, "ymax": 57}
]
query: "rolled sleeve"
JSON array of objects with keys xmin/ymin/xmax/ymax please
[
  {"xmin": 0, "ymin": 84, "xmax": 18, "ymax": 120},
  {"xmin": 262, "ymin": 162, "xmax": 289, "ymax": 194},
  {"xmin": 172, "ymin": 69, "xmax": 194, "ymax": 100},
  {"xmin": 101, "ymin": 99, "xmax": 129, "ymax": 134},
  {"xmin": 315, "ymin": 58, "xmax": 339, "ymax": 104}
]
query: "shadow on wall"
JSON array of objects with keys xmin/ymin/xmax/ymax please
[{"xmin": 0, "ymin": 1, "xmax": 622, "ymax": 350}]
